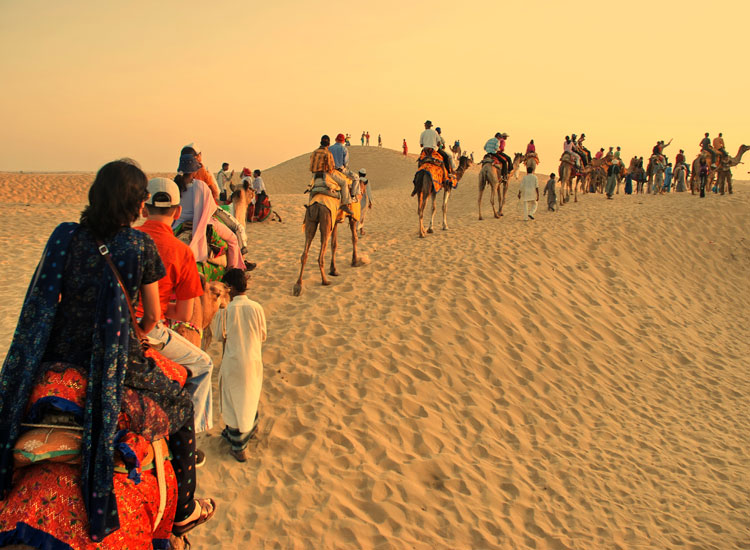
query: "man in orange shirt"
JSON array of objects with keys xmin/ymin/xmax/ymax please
[{"xmin": 137, "ymin": 178, "xmax": 215, "ymax": 452}]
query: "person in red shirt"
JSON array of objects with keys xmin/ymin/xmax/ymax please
[{"xmin": 137, "ymin": 178, "xmax": 215, "ymax": 456}]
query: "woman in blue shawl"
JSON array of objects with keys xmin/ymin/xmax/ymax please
[{"xmin": 0, "ymin": 160, "xmax": 215, "ymax": 547}]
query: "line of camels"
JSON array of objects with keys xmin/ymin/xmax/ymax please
[{"xmin": 291, "ymin": 143, "xmax": 747, "ymax": 296}]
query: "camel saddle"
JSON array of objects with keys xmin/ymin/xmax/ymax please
[{"xmin": 481, "ymin": 153, "xmax": 500, "ymax": 165}]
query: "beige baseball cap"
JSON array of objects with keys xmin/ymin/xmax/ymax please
[{"xmin": 146, "ymin": 177, "xmax": 180, "ymax": 207}]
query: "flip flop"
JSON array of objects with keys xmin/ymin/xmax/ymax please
[{"xmin": 172, "ymin": 498, "xmax": 217, "ymax": 536}]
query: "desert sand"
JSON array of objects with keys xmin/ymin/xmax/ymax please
[{"xmin": 0, "ymin": 147, "xmax": 748, "ymax": 549}]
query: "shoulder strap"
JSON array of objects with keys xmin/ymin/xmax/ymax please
[{"xmin": 97, "ymin": 241, "xmax": 147, "ymax": 342}]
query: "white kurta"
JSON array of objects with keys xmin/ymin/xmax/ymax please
[{"xmin": 213, "ymin": 294, "xmax": 267, "ymax": 433}]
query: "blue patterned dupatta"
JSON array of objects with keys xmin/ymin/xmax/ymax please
[{"xmin": 0, "ymin": 222, "xmax": 139, "ymax": 541}]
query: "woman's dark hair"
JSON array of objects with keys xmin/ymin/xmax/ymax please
[
  {"xmin": 222, "ymin": 268, "xmax": 247, "ymax": 293},
  {"xmin": 80, "ymin": 159, "xmax": 148, "ymax": 239},
  {"xmin": 174, "ymin": 173, "xmax": 190, "ymax": 194}
]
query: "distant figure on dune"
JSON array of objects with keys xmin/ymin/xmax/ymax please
[
  {"xmin": 378, "ymin": 134, "xmax": 382, "ymax": 147},
  {"xmin": 366, "ymin": 131, "xmax": 370, "ymax": 146},
  {"xmin": 403, "ymin": 139, "xmax": 408, "ymax": 155},
  {"xmin": 664, "ymin": 163, "xmax": 673, "ymax": 193},
  {"xmin": 605, "ymin": 160, "xmax": 619, "ymax": 199},
  {"xmin": 518, "ymin": 166, "xmax": 539, "ymax": 221},
  {"xmin": 544, "ymin": 173, "xmax": 557, "ymax": 211},
  {"xmin": 361, "ymin": 132, "xmax": 365, "ymax": 146},
  {"xmin": 345, "ymin": 133, "xmax": 351, "ymax": 146}
]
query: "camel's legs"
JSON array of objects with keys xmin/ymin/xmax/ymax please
[
  {"xmin": 441, "ymin": 188, "xmax": 451, "ymax": 230},
  {"xmin": 329, "ymin": 221, "xmax": 340, "ymax": 276},
  {"xmin": 478, "ymin": 181, "xmax": 485, "ymax": 220},
  {"xmin": 349, "ymin": 218, "xmax": 359, "ymax": 265},
  {"xmin": 318, "ymin": 222, "xmax": 332, "ymax": 286},
  {"xmin": 427, "ymin": 192, "xmax": 437, "ymax": 233},
  {"xmin": 293, "ymin": 216, "xmax": 319, "ymax": 296},
  {"xmin": 418, "ymin": 191, "xmax": 427, "ymax": 238}
]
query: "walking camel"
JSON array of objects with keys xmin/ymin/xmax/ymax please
[{"xmin": 414, "ymin": 154, "xmax": 472, "ymax": 238}]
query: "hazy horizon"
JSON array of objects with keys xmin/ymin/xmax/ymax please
[{"xmin": 1, "ymin": 0, "xmax": 748, "ymax": 175}]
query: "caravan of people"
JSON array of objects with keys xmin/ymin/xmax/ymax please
[{"xmin": 0, "ymin": 2, "xmax": 748, "ymax": 549}]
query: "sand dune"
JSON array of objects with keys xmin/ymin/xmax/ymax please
[{"xmin": 0, "ymin": 149, "xmax": 748, "ymax": 549}]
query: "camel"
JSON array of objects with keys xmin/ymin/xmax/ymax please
[
  {"xmin": 558, "ymin": 152, "xmax": 577, "ymax": 203},
  {"xmin": 523, "ymin": 152, "xmax": 539, "ymax": 174},
  {"xmin": 508, "ymin": 153, "xmax": 525, "ymax": 181},
  {"xmin": 690, "ymin": 144, "xmax": 749, "ymax": 195},
  {"xmin": 673, "ymin": 163, "xmax": 688, "ymax": 192},
  {"xmin": 328, "ymin": 207, "xmax": 365, "ymax": 279},
  {"xmin": 293, "ymin": 201, "xmax": 334, "ymax": 296},
  {"xmin": 173, "ymin": 277, "xmax": 230, "ymax": 349},
  {"xmin": 230, "ymin": 180, "xmax": 255, "ymax": 223},
  {"xmin": 478, "ymin": 157, "xmax": 507, "ymax": 220},
  {"xmin": 414, "ymin": 154, "xmax": 472, "ymax": 238},
  {"xmin": 450, "ymin": 142, "xmax": 462, "ymax": 160},
  {"xmin": 625, "ymin": 156, "xmax": 647, "ymax": 193}
]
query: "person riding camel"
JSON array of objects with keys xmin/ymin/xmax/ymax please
[
  {"xmin": 308, "ymin": 135, "xmax": 353, "ymax": 214},
  {"xmin": 435, "ymin": 127, "xmax": 454, "ymax": 174},
  {"xmin": 419, "ymin": 120, "xmax": 452, "ymax": 176},
  {"xmin": 576, "ymin": 133, "xmax": 592, "ymax": 165},
  {"xmin": 700, "ymin": 132, "xmax": 717, "ymax": 166},
  {"xmin": 713, "ymin": 132, "xmax": 728, "ymax": 162},
  {"xmin": 497, "ymin": 133, "xmax": 512, "ymax": 175},
  {"xmin": 675, "ymin": 149, "xmax": 687, "ymax": 168},
  {"xmin": 562, "ymin": 135, "xmax": 581, "ymax": 171},
  {"xmin": 484, "ymin": 132, "xmax": 509, "ymax": 176},
  {"xmin": 330, "ymin": 133, "xmax": 361, "ymax": 194}
]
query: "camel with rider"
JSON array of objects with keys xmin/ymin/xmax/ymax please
[
  {"xmin": 293, "ymin": 170, "xmax": 365, "ymax": 295},
  {"xmin": 478, "ymin": 152, "xmax": 524, "ymax": 219},
  {"xmin": 690, "ymin": 144, "xmax": 749, "ymax": 195},
  {"xmin": 414, "ymin": 154, "xmax": 473, "ymax": 238}
]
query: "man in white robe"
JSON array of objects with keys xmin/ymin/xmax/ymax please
[{"xmin": 213, "ymin": 269, "xmax": 267, "ymax": 461}]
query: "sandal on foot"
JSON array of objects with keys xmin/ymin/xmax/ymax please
[{"xmin": 173, "ymin": 498, "xmax": 217, "ymax": 536}]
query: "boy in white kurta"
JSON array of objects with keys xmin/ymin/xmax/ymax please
[{"xmin": 214, "ymin": 268, "xmax": 267, "ymax": 462}]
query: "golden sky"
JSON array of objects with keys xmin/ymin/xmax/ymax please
[{"xmin": 1, "ymin": 0, "xmax": 748, "ymax": 174}]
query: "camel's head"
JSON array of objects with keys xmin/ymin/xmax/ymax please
[
  {"xmin": 206, "ymin": 281, "xmax": 231, "ymax": 310},
  {"xmin": 513, "ymin": 152, "xmax": 524, "ymax": 161},
  {"xmin": 458, "ymin": 154, "xmax": 473, "ymax": 168}
]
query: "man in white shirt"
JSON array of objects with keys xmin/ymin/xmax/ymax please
[
  {"xmin": 419, "ymin": 120, "xmax": 451, "ymax": 175},
  {"xmin": 419, "ymin": 120, "xmax": 439, "ymax": 151},
  {"xmin": 251, "ymin": 169, "xmax": 268, "ymax": 221},
  {"xmin": 217, "ymin": 162, "xmax": 234, "ymax": 202},
  {"xmin": 518, "ymin": 167, "xmax": 539, "ymax": 221}
]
